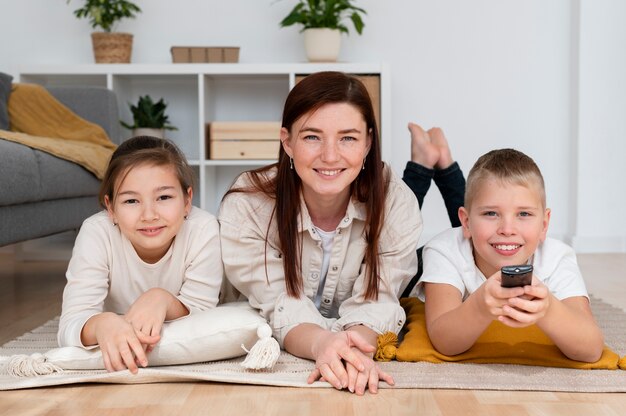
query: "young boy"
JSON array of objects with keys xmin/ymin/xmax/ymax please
[{"xmin": 415, "ymin": 148, "xmax": 604, "ymax": 363}]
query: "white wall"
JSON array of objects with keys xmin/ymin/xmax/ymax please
[
  {"xmin": 574, "ymin": 0, "xmax": 626, "ymax": 252},
  {"xmin": 1, "ymin": 0, "xmax": 624, "ymax": 252}
]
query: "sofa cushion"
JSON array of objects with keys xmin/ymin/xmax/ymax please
[
  {"xmin": 0, "ymin": 139, "xmax": 100, "ymax": 206},
  {"xmin": 48, "ymin": 86, "xmax": 122, "ymax": 145},
  {"xmin": 0, "ymin": 72, "xmax": 12, "ymax": 130},
  {"xmin": 0, "ymin": 197, "xmax": 101, "ymax": 246}
]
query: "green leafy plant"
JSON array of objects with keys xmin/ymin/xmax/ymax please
[
  {"xmin": 279, "ymin": 0, "xmax": 366, "ymax": 35},
  {"xmin": 68, "ymin": 0, "xmax": 141, "ymax": 32},
  {"xmin": 120, "ymin": 95, "xmax": 178, "ymax": 131}
]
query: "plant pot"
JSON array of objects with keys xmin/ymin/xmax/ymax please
[
  {"xmin": 132, "ymin": 128, "xmax": 164, "ymax": 138},
  {"xmin": 91, "ymin": 32, "xmax": 133, "ymax": 64},
  {"xmin": 303, "ymin": 28, "xmax": 341, "ymax": 62}
]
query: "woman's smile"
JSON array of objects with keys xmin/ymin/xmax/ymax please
[{"xmin": 315, "ymin": 168, "xmax": 345, "ymax": 178}]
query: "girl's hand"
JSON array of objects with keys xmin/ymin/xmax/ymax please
[
  {"xmin": 125, "ymin": 288, "xmax": 176, "ymax": 351},
  {"xmin": 345, "ymin": 348, "xmax": 394, "ymax": 395},
  {"xmin": 92, "ymin": 312, "xmax": 160, "ymax": 373},
  {"xmin": 499, "ymin": 277, "xmax": 550, "ymax": 327},
  {"xmin": 306, "ymin": 331, "xmax": 375, "ymax": 390}
]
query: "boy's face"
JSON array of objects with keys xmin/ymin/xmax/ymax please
[{"xmin": 458, "ymin": 177, "xmax": 550, "ymax": 278}]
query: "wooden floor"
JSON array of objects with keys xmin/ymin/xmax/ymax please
[{"xmin": 0, "ymin": 244, "xmax": 625, "ymax": 415}]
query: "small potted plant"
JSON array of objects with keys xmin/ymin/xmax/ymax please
[
  {"xmin": 121, "ymin": 95, "xmax": 178, "ymax": 138},
  {"xmin": 279, "ymin": 0, "xmax": 366, "ymax": 62},
  {"xmin": 68, "ymin": 0, "xmax": 141, "ymax": 63}
]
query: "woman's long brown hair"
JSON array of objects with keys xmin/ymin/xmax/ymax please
[{"xmin": 224, "ymin": 71, "xmax": 387, "ymax": 300}]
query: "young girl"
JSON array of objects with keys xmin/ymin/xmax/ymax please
[
  {"xmin": 218, "ymin": 72, "xmax": 422, "ymax": 395},
  {"xmin": 58, "ymin": 136, "xmax": 223, "ymax": 374}
]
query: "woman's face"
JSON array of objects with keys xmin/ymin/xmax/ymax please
[{"xmin": 281, "ymin": 102, "xmax": 371, "ymax": 205}]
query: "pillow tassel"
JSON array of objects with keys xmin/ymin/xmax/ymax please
[
  {"xmin": 3, "ymin": 353, "xmax": 63, "ymax": 377},
  {"xmin": 375, "ymin": 332, "xmax": 398, "ymax": 362},
  {"xmin": 240, "ymin": 324, "xmax": 280, "ymax": 370}
]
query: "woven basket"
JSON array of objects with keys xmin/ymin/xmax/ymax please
[{"xmin": 91, "ymin": 32, "xmax": 133, "ymax": 63}]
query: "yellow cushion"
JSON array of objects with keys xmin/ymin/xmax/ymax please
[{"xmin": 392, "ymin": 297, "xmax": 625, "ymax": 370}]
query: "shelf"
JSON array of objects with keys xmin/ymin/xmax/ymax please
[
  {"xmin": 19, "ymin": 63, "xmax": 387, "ymax": 77},
  {"xmin": 19, "ymin": 63, "xmax": 389, "ymax": 213},
  {"xmin": 204, "ymin": 159, "xmax": 276, "ymax": 167}
]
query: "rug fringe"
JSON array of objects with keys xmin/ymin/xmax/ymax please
[{"xmin": 2, "ymin": 353, "xmax": 63, "ymax": 377}]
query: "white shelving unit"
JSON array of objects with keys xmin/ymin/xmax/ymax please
[{"xmin": 19, "ymin": 63, "xmax": 390, "ymax": 213}]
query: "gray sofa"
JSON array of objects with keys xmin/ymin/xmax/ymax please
[{"xmin": 0, "ymin": 86, "xmax": 123, "ymax": 246}]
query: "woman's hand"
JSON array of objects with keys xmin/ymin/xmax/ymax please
[
  {"xmin": 89, "ymin": 312, "xmax": 160, "ymax": 373},
  {"xmin": 344, "ymin": 348, "xmax": 394, "ymax": 395},
  {"xmin": 306, "ymin": 330, "xmax": 375, "ymax": 390}
]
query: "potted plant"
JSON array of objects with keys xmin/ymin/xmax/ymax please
[
  {"xmin": 121, "ymin": 95, "xmax": 178, "ymax": 138},
  {"xmin": 279, "ymin": 0, "xmax": 366, "ymax": 62},
  {"xmin": 68, "ymin": 0, "xmax": 141, "ymax": 63}
]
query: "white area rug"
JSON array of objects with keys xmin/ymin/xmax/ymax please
[{"xmin": 1, "ymin": 297, "xmax": 625, "ymax": 392}]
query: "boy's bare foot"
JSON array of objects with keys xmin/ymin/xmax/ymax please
[
  {"xmin": 408, "ymin": 122, "xmax": 439, "ymax": 169},
  {"xmin": 428, "ymin": 127, "xmax": 454, "ymax": 170}
]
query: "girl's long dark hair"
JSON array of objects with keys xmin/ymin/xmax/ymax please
[
  {"xmin": 99, "ymin": 136, "xmax": 194, "ymax": 208},
  {"xmin": 225, "ymin": 71, "xmax": 387, "ymax": 300}
]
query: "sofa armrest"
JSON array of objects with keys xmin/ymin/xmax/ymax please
[{"xmin": 47, "ymin": 86, "xmax": 122, "ymax": 145}]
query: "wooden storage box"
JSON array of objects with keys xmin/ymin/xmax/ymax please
[
  {"xmin": 207, "ymin": 121, "xmax": 281, "ymax": 160},
  {"xmin": 171, "ymin": 46, "xmax": 240, "ymax": 63}
]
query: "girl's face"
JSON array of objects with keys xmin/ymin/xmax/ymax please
[
  {"xmin": 458, "ymin": 178, "xmax": 550, "ymax": 278},
  {"xmin": 281, "ymin": 102, "xmax": 371, "ymax": 205},
  {"xmin": 105, "ymin": 163, "xmax": 191, "ymax": 264}
]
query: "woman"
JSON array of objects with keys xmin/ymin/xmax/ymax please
[{"xmin": 218, "ymin": 72, "xmax": 422, "ymax": 395}]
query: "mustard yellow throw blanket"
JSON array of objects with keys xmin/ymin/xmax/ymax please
[
  {"xmin": 0, "ymin": 83, "xmax": 116, "ymax": 179},
  {"xmin": 377, "ymin": 298, "xmax": 626, "ymax": 370}
]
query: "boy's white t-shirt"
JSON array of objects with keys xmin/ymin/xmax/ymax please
[{"xmin": 414, "ymin": 227, "xmax": 589, "ymax": 302}]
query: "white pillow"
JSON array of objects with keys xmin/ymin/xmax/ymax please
[{"xmin": 6, "ymin": 302, "xmax": 267, "ymax": 375}]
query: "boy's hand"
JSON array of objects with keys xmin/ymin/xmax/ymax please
[
  {"xmin": 499, "ymin": 276, "xmax": 551, "ymax": 327},
  {"xmin": 478, "ymin": 272, "xmax": 525, "ymax": 319}
]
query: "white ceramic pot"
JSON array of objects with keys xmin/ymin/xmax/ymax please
[
  {"xmin": 132, "ymin": 128, "xmax": 165, "ymax": 138},
  {"xmin": 303, "ymin": 28, "xmax": 341, "ymax": 62}
]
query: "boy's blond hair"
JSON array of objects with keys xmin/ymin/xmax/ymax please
[{"xmin": 465, "ymin": 148, "xmax": 546, "ymax": 210}]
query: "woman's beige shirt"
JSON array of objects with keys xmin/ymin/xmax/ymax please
[{"xmin": 218, "ymin": 165, "xmax": 422, "ymax": 346}]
